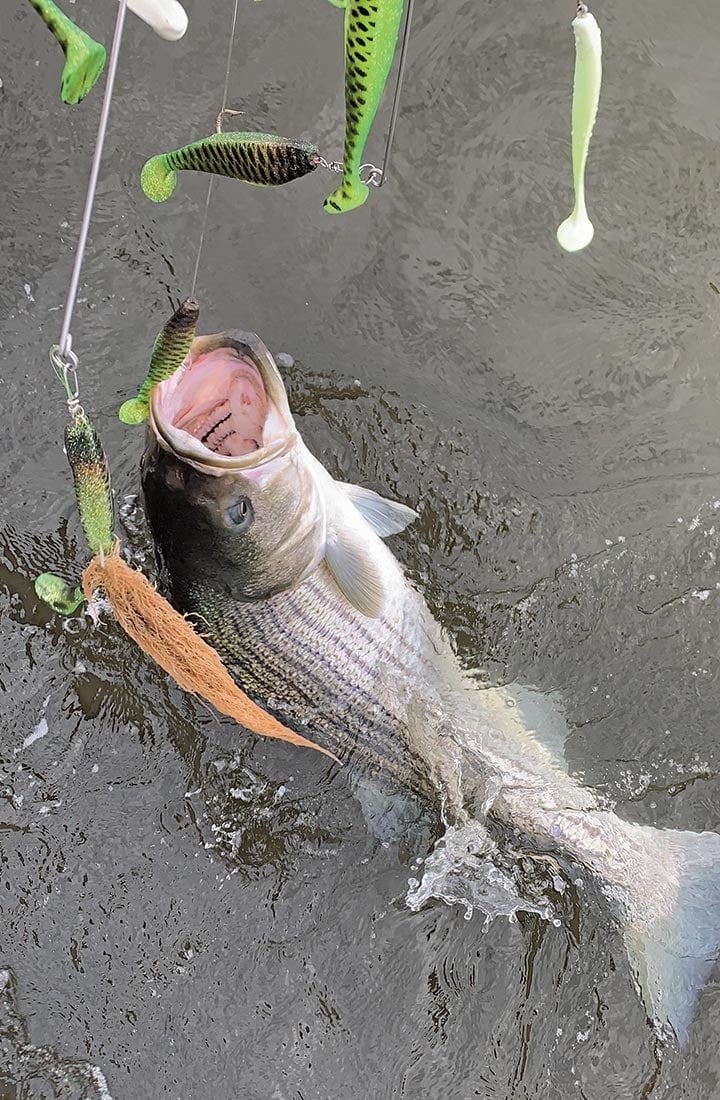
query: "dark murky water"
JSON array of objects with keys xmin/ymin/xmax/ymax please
[{"xmin": 3, "ymin": 0, "xmax": 720, "ymax": 1095}]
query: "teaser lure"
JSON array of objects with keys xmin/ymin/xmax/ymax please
[
  {"xmin": 65, "ymin": 410, "xmax": 115, "ymax": 556},
  {"xmin": 127, "ymin": 0, "xmax": 188, "ymax": 40},
  {"xmin": 119, "ymin": 297, "xmax": 199, "ymax": 425},
  {"xmin": 140, "ymin": 132, "xmax": 320, "ymax": 203},
  {"xmin": 557, "ymin": 2, "xmax": 602, "ymax": 253},
  {"xmin": 27, "ymin": 0, "xmax": 106, "ymax": 105},
  {"xmin": 324, "ymin": 0, "xmax": 405, "ymax": 214}
]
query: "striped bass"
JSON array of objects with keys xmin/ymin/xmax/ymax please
[{"xmin": 141, "ymin": 328, "xmax": 720, "ymax": 1046}]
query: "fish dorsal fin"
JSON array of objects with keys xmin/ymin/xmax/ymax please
[
  {"xmin": 339, "ymin": 482, "xmax": 417, "ymax": 538},
  {"xmin": 325, "ymin": 525, "xmax": 387, "ymax": 618}
]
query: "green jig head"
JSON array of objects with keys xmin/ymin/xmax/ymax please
[
  {"xmin": 557, "ymin": 2, "xmax": 602, "ymax": 252},
  {"xmin": 35, "ymin": 572, "xmax": 85, "ymax": 615},
  {"xmin": 65, "ymin": 411, "xmax": 114, "ymax": 556},
  {"xmin": 140, "ymin": 132, "xmax": 320, "ymax": 203},
  {"xmin": 119, "ymin": 297, "xmax": 199, "ymax": 425}
]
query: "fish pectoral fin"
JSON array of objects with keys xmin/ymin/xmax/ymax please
[
  {"xmin": 325, "ymin": 526, "xmax": 387, "ymax": 618},
  {"xmin": 339, "ymin": 483, "xmax": 418, "ymax": 538}
]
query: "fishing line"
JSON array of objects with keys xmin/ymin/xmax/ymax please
[
  {"xmin": 374, "ymin": 0, "xmax": 415, "ymax": 188},
  {"xmin": 36, "ymin": 1, "xmax": 324, "ymax": 758},
  {"xmin": 190, "ymin": 0, "xmax": 241, "ymax": 297},
  {"xmin": 51, "ymin": 0, "xmax": 129, "ymax": 392}
]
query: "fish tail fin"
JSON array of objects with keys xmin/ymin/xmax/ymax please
[
  {"xmin": 323, "ymin": 176, "xmax": 369, "ymax": 214},
  {"xmin": 140, "ymin": 154, "xmax": 177, "ymax": 203},
  {"xmin": 594, "ymin": 812, "xmax": 720, "ymax": 1045}
]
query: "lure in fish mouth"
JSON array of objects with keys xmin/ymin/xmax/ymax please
[
  {"xmin": 143, "ymin": 329, "xmax": 720, "ymax": 1049},
  {"xmin": 148, "ymin": 331, "xmax": 298, "ymax": 469},
  {"xmin": 144, "ymin": 330, "xmax": 413, "ymax": 612}
]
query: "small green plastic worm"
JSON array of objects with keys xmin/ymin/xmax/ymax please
[
  {"xmin": 35, "ymin": 573, "xmax": 85, "ymax": 615},
  {"xmin": 65, "ymin": 412, "xmax": 114, "ymax": 556},
  {"xmin": 119, "ymin": 297, "xmax": 199, "ymax": 425},
  {"xmin": 557, "ymin": 2, "xmax": 602, "ymax": 253},
  {"xmin": 140, "ymin": 132, "xmax": 320, "ymax": 203}
]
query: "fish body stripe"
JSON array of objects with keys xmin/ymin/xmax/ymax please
[{"xmin": 185, "ymin": 572, "xmax": 435, "ymax": 792}]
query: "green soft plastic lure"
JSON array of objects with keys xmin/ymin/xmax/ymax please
[
  {"xmin": 140, "ymin": 132, "xmax": 320, "ymax": 203},
  {"xmin": 65, "ymin": 411, "xmax": 115, "ymax": 556},
  {"xmin": 27, "ymin": 0, "xmax": 106, "ymax": 105},
  {"xmin": 119, "ymin": 297, "xmax": 199, "ymax": 425},
  {"xmin": 35, "ymin": 573, "xmax": 85, "ymax": 615},
  {"xmin": 324, "ymin": 0, "xmax": 405, "ymax": 214},
  {"xmin": 557, "ymin": 2, "xmax": 602, "ymax": 252}
]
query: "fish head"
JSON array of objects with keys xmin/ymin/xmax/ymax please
[{"xmin": 142, "ymin": 330, "xmax": 328, "ymax": 601}]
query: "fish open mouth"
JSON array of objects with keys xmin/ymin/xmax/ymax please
[{"xmin": 148, "ymin": 330, "xmax": 296, "ymax": 474}]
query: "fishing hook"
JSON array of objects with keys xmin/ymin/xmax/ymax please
[{"xmin": 215, "ymin": 106, "xmax": 244, "ymax": 133}]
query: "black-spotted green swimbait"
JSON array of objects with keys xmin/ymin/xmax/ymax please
[
  {"xmin": 119, "ymin": 298, "xmax": 199, "ymax": 425},
  {"xmin": 65, "ymin": 411, "xmax": 114, "ymax": 556},
  {"xmin": 27, "ymin": 0, "xmax": 106, "ymax": 104},
  {"xmin": 324, "ymin": 0, "xmax": 405, "ymax": 213},
  {"xmin": 140, "ymin": 132, "xmax": 320, "ymax": 203}
]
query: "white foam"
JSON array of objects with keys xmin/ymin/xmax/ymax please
[{"xmin": 406, "ymin": 822, "xmax": 550, "ymax": 925}]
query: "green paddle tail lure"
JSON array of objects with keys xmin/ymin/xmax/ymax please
[
  {"xmin": 140, "ymin": 132, "xmax": 320, "ymax": 203},
  {"xmin": 65, "ymin": 411, "xmax": 114, "ymax": 556},
  {"xmin": 557, "ymin": 2, "xmax": 602, "ymax": 252},
  {"xmin": 324, "ymin": 0, "xmax": 405, "ymax": 214},
  {"xmin": 35, "ymin": 573, "xmax": 85, "ymax": 615},
  {"xmin": 119, "ymin": 298, "xmax": 199, "ymax": 425},
  {"xmin": 27, "ymin": 0, "xmax": 106, "ymax": 104}
]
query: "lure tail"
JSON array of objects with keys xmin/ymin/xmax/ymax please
[
  {"xmin": 35, "ymin": 573, "xmax": 85, "ymax": 614},
  {"xmin": 323, "ymin": 177, "xmax": 369, "ymax": 214},
  {"xmin": 28, "ymin": 0, "xmax": 106, "ymax": 104},
  {"xmin": 140, "ymin": 154, "xmax": 177, "ymax": 203}
]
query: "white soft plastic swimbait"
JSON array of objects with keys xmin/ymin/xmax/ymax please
[
  {"xmin": 125, "ymin": 0, "xmax": 188, "ymax": 41},
  {"xmin": 557, "ymin": 2, "xmax": 602, "ymax": 252}
]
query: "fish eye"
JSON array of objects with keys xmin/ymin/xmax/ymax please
[{"xmin": 225, "ymin": 497, "xmax": 254, "ymax": 531}]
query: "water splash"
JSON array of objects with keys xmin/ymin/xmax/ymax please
[
  {"xmin": 406, "ymin": 821, "xmax": 552, "ymax": 925},
  {"xmin": 0, "ymin": 968, "xmax": 114, "ymax": 1098}
]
